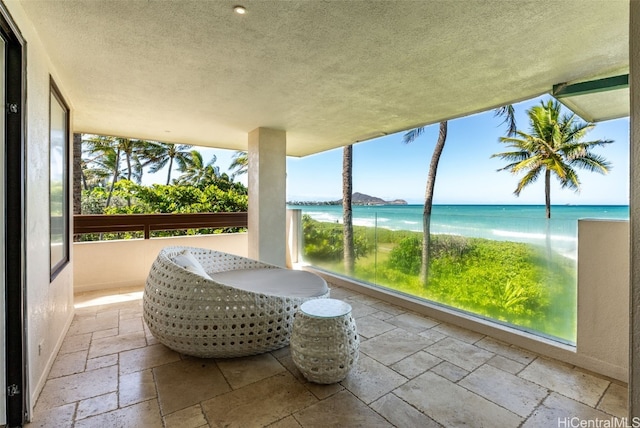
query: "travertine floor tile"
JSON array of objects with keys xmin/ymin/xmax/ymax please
[
  {"xmin": 119, "ymin": 317, "xmax": 144, "ymax": 334},
  {"xmin": 74, "ymin": 399, "xmax": 163, "ymax": 428},
  {"xmin": 48, "ymin": 349, "xmax": 88, "ymax": 379},
  {"xmin": 92, "ymin": 327, "xmax": 118, "ymax": 340},
  {"xmin": 432, "ymin": 323, "xmax": 484, "ymax": 343},
  {"xmin": 28, "ymin": 402, "xmax": 76, "ymax": 428},
  {"xmin": 522, "ymin": 393, "xmax": 618, "ymax": 428},
  {"xmin": 119, "ymin": 369, "xmax": 157, "ymax": 407},
  {"xmin": 475, "ymin": 336, "xmax": 536, "ymax": 365},
  {"xmin": 519, "ymin": 358, "xmax": 610, "ymax": 407},
  {"xmin": 459, "ymin": 364, "xmax": 548, "ymax": 417},
  {"xmin": 163, "ymin": 404, "xmax": 208, "ymax": 428},
  {"xmin": 59, "ymin": 332, "xmax": 91, "ymax": 354},
  {"xmin": 369, "ymin": 310, "xmax": 395, "ymax": 321},
  {"xmin": 486, "ymin": 354, "xmax": 526, "ymax": 374},
  {"xmin": 370, "ymin": 393, "xmax": 442, "ymax": 428},
  {"xmin": 201, "ymin": 372, "xmax": 317, "ymax": 428},
  {"xmin": 327, "ymin": 287, "xmax": 358, "ymax": 300},
  {"xmin": 369, "ymin": 301, "xmax": 406, "ymax": 316},
  {"xmin": 346, "ymin": 300, "xmax": 379, "ymax": 318},
  {"xmin": 86, "ymin": 354, "xmax": 118, "ymax": 371},
  {"xmin": 355, "ymin": 315, "xmax": 396, "ymax": 339},
  {"xmin": 294, "ymin": 390, "xmax": 392, "ymax": 428},
  {"xmin": 26, "ymin": 289, "xmax": 627, "ymax": 428},
  {"xmin": 277, "ymin": 353, "xmax": 344, "ymax": 399},
  {"xmin": 267, "ymin": 415, "xmax": 302, "ymax": 428},
  {"xmin": 119, "ymin": 343, "xmax": 180, "ymax": 375},
  {"xmin": 346, "ymin": 293, "xmax": 382, "ymax": 306},
  {"xmin": 426, "ymin": 337, "xmax": 494, "ymax": 371},
  {"xmin": 76, "ymin": 392, "xmax": 118, "ymax": 420},
  {"xmin": 36, "ymin": 365, "xmax": 118, "ymax": 410},
  {"xmin": 418, "ymin": 328, "xmax": 447, "ymax": 343},
  {"xmin": 391, "ymin": 350, "xmax": 442, "ymax": 379},
  {"xmin": 597, "ymin": 382, "xmax": 628, "ymax": 418},
  {"xmin": 340, "ymin": 354, "xmax": 407, "ymax": 404},
  {"xmin": 154, "ymin": 358, "xmax": 231, "ymax": 415},
  {"xmin": 387, "ymin": 312, "xmax": 439, "ymax": 333},
  {"xmin": 88, "ymin": 331, "xmax": 146, "ymax": 359},
  {"xmin": 68, "ymin": 312, "xmax": 119, "ymax": 336},
  {"xmin": 217, "ymin": 353, "xmax": 286, "ymax": 389},
  {"xmin": 430, "ymin": 361, "xmax": 468, "ymax": 382},
  {"xmin": 360, "ymin": 328, "xmax": 431, "ymax": 365},
  {"xmin": 395, "ymin": 371, "xmax": 523, "ymax": 427}
]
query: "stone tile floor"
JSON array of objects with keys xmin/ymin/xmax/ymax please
[{"xmin": 26, "ymin": 285, "xmax": 628, "ymax": 428}]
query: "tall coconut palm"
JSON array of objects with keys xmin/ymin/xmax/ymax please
[
  {"xmin": 404, "ymin": 122, "xmax": 447, "ymax": 284},
  {"xmin": 405, "ymin": 106, "xmax": 517, "ymax": 285},
  {"xmin": 144, "ymin": 142, "xmax": 194, "ymax": 185},
  {"xmin": 492, "ymin": 100, "xmax": 612, "ymax": 218},
  {"xmin": 342, "ymin": 144, "xmax": 354, "ymax": 275}
]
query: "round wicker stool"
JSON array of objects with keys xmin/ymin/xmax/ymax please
[{"xmin": 290, "ymin": 298, "xmax": 359, "ymax": 384}]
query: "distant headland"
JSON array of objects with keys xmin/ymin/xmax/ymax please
[{"xmin": 288, "ymin": 192, "xmax": 407, "ymax": 206}]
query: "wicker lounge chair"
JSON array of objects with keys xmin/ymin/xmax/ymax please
[{"xmin": 143, "ymin": 246, "xmax": 330, "ymax": 358}]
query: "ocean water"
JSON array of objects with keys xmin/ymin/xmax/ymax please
[{"xmin": 289, "ymin": 204, "xmax": 630, "ymax": 259}]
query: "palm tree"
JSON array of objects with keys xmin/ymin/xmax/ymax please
[
  {"xmin": 83, "ymin": 135, "xmax": 151, "ymax": 206},
  {"xmin": 342, "ymin": 144, "xmax": 354, "ymax": 275},
  {"xmin": 403, "ymin": 122, "xmax": 447, "ymax": 284},
  {"xmin": 404, "ymin": 106, "xmax": 517, "ymax": 285},
  {"xmin": 229, "ymin": 151, "xmax": 248, "ymax": 178},
  {"xmin": 492, "ymin": 100, "xmax": 612, "ymax": 218},
  {"xmin": 176, "ymin": 150, "xmax": 220, "ymax": 186},
  {"xmin": 82, "ymin": 135, "xmax": 121, "ymax": 207},
  {"xmin": 144, "ymin": 142, "xmax": 193, "ymax": 185}
]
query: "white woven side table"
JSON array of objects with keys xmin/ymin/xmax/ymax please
[{"xmin": 290, "ymin": 298, "xmax": 359, "ymax": 384}]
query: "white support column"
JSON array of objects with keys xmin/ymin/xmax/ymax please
[
  {"xmin": 630, "ymin": 0, "xmax": 640, "ymax": 419},
  {"xmin": 248, "ymin": 128, "xmax": 287, "ymax": 267}
]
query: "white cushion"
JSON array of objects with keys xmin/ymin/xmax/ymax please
[
  {"xmin": 172, "ymin": 250, "xmax": 212, "ymax": 280},
  {"xmin": 208, "ymin": 268, "xmax": 329, "ymax": 297}
]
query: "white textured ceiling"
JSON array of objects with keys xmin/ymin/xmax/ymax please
[{"xmin": 19, "ymin": 0, "xmax": 629, "ymax": 156}]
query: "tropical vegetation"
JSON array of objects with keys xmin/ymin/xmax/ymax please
[
  {"xmin": 78, "ymin": 134, "xmax": 248, "ymax": 240},
  {"xmin": 492, "ymin": 100, "xmax": 612, "ymax": 218},
  {"xmin": 301, "ymin": 216, "xmax": 576, "ymax": 341}
]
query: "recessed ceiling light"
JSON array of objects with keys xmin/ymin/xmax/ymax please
[{"xmin": 233, "ymin": 5, "xmax": 246, "ymax": 15}]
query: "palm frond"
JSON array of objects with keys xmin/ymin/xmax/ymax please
[
  {"xmin": 494, "ymin": 104, "xmax": 517, "ymax": 136},
  {"xmin": 403, "ymin": 127, "xmax": 426, "ymax": 144},
  {"xmin": 569, "ymin": 153, "xmax": 612, "ymax": 174},
  {"xmin": 514, "ymin": 167, "xmax": 542, "ymax": 196}
]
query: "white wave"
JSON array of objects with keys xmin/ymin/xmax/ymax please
[{"xmin": 491, "ymin": 229, "xmax": 576, "ymax": 242}]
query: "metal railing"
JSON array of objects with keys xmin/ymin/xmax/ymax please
[{"xmin": 74, "ymin": 212, "xmax": 248, "ymax": 239}]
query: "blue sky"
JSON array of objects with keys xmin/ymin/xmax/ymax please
[
  {"xmin": 152, "ymin": 95, "xmax": 630, "ymax": 206},
  {"xmin": 286, "ymin": 95, "xmax": 630, "ymax": 205}
]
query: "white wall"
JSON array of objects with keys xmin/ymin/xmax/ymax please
[
  {"xmin": 74, "ymin": 233, "xmax": 248, "ymax": 293},
  {"xmin": 4, "ymin": 0, "xmax": 75, "ymax": 415},
  {"xmin": 577, "ymin": 220, "xmax": 629, "ymax": 380}
]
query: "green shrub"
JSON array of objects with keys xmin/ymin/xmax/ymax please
[{"xmin": 302, "ymin": 215, "xmax": 372, "ymax": 262}]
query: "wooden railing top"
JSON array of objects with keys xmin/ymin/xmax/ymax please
[{"xmin": 74, "ymin": 212, "xmax": 248, "ymax": 239}]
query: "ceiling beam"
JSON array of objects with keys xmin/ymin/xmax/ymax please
[{"xmin": 553, "ymin": 74, "xmax": 629, "ymax": 98}]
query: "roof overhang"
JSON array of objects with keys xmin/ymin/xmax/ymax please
[
  {"xmin": 553, "ymin": 75, "xmax": 630, "ymax": 122},
  {"xmin": 17, "ymin": 0, "xmax": 629, "ymax": 156}
]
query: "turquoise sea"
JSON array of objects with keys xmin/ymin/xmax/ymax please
[{"xmin": 289, "ymin": 204, "xmax": 630, "ymax": 260}]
